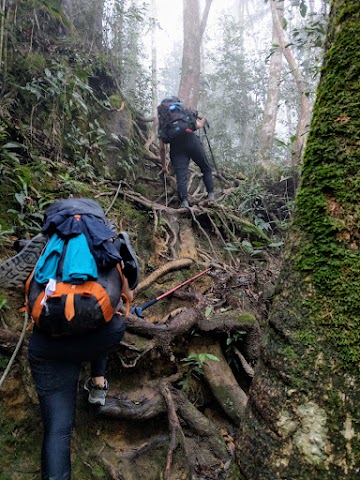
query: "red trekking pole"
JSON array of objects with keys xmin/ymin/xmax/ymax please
[{"xmin": 131, "ymin": 267, "xmax": 213, "ymax": 318}]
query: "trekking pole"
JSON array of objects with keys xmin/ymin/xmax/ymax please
[
  {"xmin": 131, "ymin": 266, "xmax": 213, "ymax": 318},
  {"xmin": 202, "ymin": 124, "xmax": 225, "ymax": 191},
  {"xmin": 163, "ymin": 173, "xmax": 168, "ymax": 207}
]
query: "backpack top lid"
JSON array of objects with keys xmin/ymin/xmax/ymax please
[
  {"xmin": 157, "ymin": 96, "xmax": 197, "ymax": 144},
  {"xmin": 44, "ymin": 198, "xmax": 106, "ymax": 222},
  {"xmin": 160, "ymin": 96, "xmax": 181, "ymax": 106}
]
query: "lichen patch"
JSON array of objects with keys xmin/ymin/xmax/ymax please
[{"xmin": 293, "ymin": 402, "xmax": 328, "ymax": 465}]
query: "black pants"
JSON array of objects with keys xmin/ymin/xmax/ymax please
[
  {"xmin": 28, "ymin": 315, "xmax": 126, "ymax": 480},
  {"xmin": 170, "ymin": 133, "xmax": 214, "ymax": 201}
]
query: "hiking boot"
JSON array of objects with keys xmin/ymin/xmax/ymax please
[
  {"xmin": 0, "ymin": 233, "xmax": 48, "ymax": 289},
  {"xmin": 181, "ymin": 199, "xmax": 190, "ymax": 208},
  {"xmin": 207, "ymin": 192, "xmax": 215, "ymax": 201},
  {"xmin": 84, "ymin": 378, "xmax": 109, "ymax": 406}
]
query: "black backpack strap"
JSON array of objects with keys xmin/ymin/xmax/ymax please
[{"xmin": 113, "ymin": 232, "xmax": 140, "ymax": 290}]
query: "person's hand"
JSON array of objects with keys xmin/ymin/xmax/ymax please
[
  {"xmin": 160, "ymin": 165, "xmax": 169, "ymax": 175},
  {"xmin": 196, "ymin": 117, "xmax": 206, "ymax": 129}
]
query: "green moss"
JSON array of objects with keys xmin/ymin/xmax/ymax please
[
  {"xmin": 0, "ymin": 402, "xmax": 42, "ymax": 479},
  {"xmin": 292, "ymin": 4, "xmax": 360, "ymax": 374},
  {"xmin": 23, "ymin": 52, "xmax": 47, "ymax": 76},
  {"xmin": 108, "ymin": 94, "xmax": 122, "ymax": 109}
]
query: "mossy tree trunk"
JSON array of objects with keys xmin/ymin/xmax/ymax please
[{"xmin": 237, "ymin": 1, "xmax": 360, "ymax": 478}]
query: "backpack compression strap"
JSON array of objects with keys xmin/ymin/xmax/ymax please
[
  {"xmin": 116, "ymin": 263, "xmax": 131, "ymax": 317},
  {"xmin": 22, "ymin": 263, "xmax": 131, "ymax": 323}
]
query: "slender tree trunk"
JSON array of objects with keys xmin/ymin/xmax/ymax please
[
  {"xmin": 257, "ymin": 0, "xmax": 283, "ymax": 169},
  {"xmin": 0, "ymin": 0, "xmax": 8, "ymax": 68},
  {"xmin": 237, "ymin": 1, "xmax": 360, "ymax": 478},
  {"xmin": 148, "ymin": 0, "xmax": 158, "ymax": 146},
  {"xmin": 151, "ymin": 0, "xmax": 158, "ymax": 117},
  {"xmin": 178, "ymin": 0, "xmax": 213, "ymax": 109},
  {"xmin": 271, "ymin": 0, "xmax": 309, "ymax": 166}
]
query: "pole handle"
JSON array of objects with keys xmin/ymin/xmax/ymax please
[{"xmin": 138, "ymin": 298, "xmax": 158, "ymax": 312}]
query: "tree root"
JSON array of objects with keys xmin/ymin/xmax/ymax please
[
  {"xmin": 161, "ymin": 383, "xmax": 191, "ymax": 480},
  {"xmin": 119, "ymin": 434, "xmax": 169, "ymax": 459},
  {"xmin": 233, "ymin": 347, "xmax": 255, "ymax": 377},
  {"xmin": 171, "ymin": 387, "xmax": 229, "ymax": 459},
  {"xmin": 192, "ymin": 342, "xmax": 248, "ymax": 424},
  {"xmin": 134, "ymin": 258, "xmax": 194, "ymax": 295}
]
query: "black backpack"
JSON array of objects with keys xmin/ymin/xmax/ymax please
[{"xmin": 157, "ymin": 97, "xmax": 197, "ymax": 144}]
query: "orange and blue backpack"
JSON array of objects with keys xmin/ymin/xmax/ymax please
[{"xmin": 24, "ymin": 198, "xmax": 139, "ymax": 336}]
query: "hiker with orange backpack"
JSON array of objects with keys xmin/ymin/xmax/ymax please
[
  {"xmin": 23, "ymin": 198, "xmax": 139, "ymax": 480},
  {"xmin": 158, "ymin": 96, "xmax": 215, "ymax": 208}
]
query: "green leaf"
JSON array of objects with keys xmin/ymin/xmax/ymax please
[
  {"xmin": 225, "ymin": 242, "xmax": 239, "ymax": 252},
  {"xmin": 204, "ymin": 306, "xmax": 213, "ymax": 317},
  {"xmin": 198, "ymin": 353, "xmax": 208, "ymax": 363},
  {"xmin": 274, "ymin": 138, "xmax": 287, "ymax": 147},
  {"xmin": 241, "ymin": 240, "xmax": 253, "ymax": 253},
  {"xmin": 268, "ymin": 242, "xmax": 284, "ymax": 248},
  {"xmin": 204, "ymin": 354, "xmax": 220, "ymax": 362},
  {"xmin": 3, "ymin": 142, "xmax": 26, "ymax": 149},
  {"xmin": 15, "ymin": 193, "xmax": 25, "ymax": 206},
  {"xmin": 300, "ymin": 2, "xmax": 307, "ymax": 17}
]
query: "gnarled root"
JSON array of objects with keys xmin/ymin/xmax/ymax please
[
  {"xmin": 134, "ymin": 258, "xmax": 194, "ymax": 295},
  {"xmin": 192, "ymin": 342, "xmax": 248, "ymax": 424}
]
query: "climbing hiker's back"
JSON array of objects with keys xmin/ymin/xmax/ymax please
[
  {"xmin": 158, "ymin": 97, "xmax": 215, "ymax": 208},
  {"xmin": 25, "ymin": 198, "xmax": 138, "ymax": 336}
]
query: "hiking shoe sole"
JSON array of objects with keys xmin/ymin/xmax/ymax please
[
  {"xmin": 0, "ymin": 234, "xmax": 48, "ymax": 289},
  {"xmin": 84, "ymin": 378, "xmax": 108, "ymax": 406}
]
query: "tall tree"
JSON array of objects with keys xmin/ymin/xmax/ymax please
[
  {"xmin": 178, "ymin": 0, "xmax": 213, "ymax": 109},
  {"xmin": 271, "ymin": 0, "xmax": 310, "ymax": 166},
  {"xmin": 145, "ymin": 0, "xmax": 159, "ymax": 148},
  {"xmin": 257, "ymin": 0, "xmax": 284, "ymax": 169},
  {"xmin": 237, "ymin": 1, "xmax": 360, "ymax": 478}
]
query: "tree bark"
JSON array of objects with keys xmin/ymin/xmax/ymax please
[
  {"xmin": 178, "ymin": 0, "xmax": 213, "ymax": 109},
  {"xmin": 237, "ymin": 1, "xmax": 360, "ymax": 478}
]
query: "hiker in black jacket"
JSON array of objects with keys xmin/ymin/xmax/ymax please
[{"xmin": 158, "ymin": 97, "xmax": 215, "ymax": 208}]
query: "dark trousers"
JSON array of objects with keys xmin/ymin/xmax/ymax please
[
  {"xmin": 28, "ymin": 315, "xmax": 126, "ymax": 480},
  {"xmin": 170, "ymin": 133, "xmax": 214, "ymax": 201}
]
